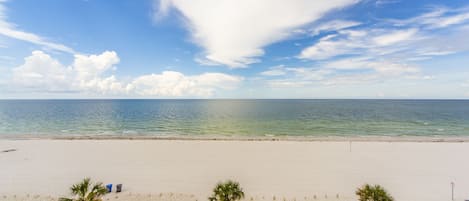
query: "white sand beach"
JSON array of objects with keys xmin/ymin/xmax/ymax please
[{"xmin": 1, "ymin": 139, "xmax": 469, "ymax": 201}]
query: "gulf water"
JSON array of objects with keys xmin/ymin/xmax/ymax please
[{"xmin": 0, "ymin": 99, "xmax": 468, "ymax": 137}]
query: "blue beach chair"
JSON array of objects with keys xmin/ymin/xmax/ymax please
[{"xmin": 106, "ymin": 184, "xmax": 112, "ymax": 193}]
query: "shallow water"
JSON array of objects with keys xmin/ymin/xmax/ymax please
[{"xmin": 0, "ymin": 99, "xmax": 468, "ymax": 137}]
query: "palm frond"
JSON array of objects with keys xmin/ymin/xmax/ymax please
[
  {"xmin": 209, "ymin": 180, "xmax": 244, "ymax": 201},
  {"xmin": 64, "ymin": 178, "xmax": 108, "ymax": 201},
  {"xmin": 356, "ymin": 184, "xmax": 394, "ymax": 201}
]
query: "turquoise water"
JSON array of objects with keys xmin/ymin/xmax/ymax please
[{"xmin": 0, "ymin": 99, "xmax": 468, "ymax": 137}]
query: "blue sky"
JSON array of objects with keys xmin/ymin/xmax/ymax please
[{"xmin": 1, "ymin": 0, "xmax": 469, "ymax": 98}]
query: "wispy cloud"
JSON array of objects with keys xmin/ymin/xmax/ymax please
[
  {"xmin": 389, "ymin": 6, "xmax": 469, "ymax": 29},
  {"xmin": 375, "ymin": 0, "xmax": 400, "ymax": 7},
  {"xmin": 265, "ymin": 5, "xmax": 469, "ymax": 89},
  {"xmin": 155, "ymin": 0, "xmax": 360, "ymax": 68},
  {"xmin": 260, "ymin": 65, "xmax": 288, "ymax": 76},
  {"xmin": 298, "ymin": 30, "xmax": 369, "ymax": 60},
  {"xmin": 299, "ymin": 6, "xmax": 469, "ymax": 63},
  {"xmin": 372, "ymin": 28, "xmax": 418, "ymax": 46},
  {"xmin": 0, "ymin": 1, "xmax": 76, "ymax": 54},
  {"xmin": 260, "ymin": 58, "xmax": 423, "ymax": 88},
  {"xmin": 311, "ymin": 20, "xmax": 361, "ymax": 36},
  {"xmin": 325, "ymin": 58, "xmax": 420, "ymax": 75}
]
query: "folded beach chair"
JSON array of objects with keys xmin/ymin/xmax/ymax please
[
  {"xmin": 106, "ymin": 184, "xmax": 112, "ymax": 193},
  {"xmin": 116, "ymin": 184, "xmax": 122, "ymax": 193}
]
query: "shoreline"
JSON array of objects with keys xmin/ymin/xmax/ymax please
[{"xmin": 2, "ymin": 134, "xmax": 469, "ymax": 142}]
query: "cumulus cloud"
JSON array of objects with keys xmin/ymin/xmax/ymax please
[
  {"xmin": 129, "ymin": 71, "xmax": 242, "ymax": 96},
  {"xmin": 73, "ymin": 51, "xmax": 120, "ymax": 80},
  {"xmin": 12, "ymin": 51, "xmax": 72, "ymax": 91},
  {"xmin": 0, "ymin": 1, "xmax": 75, "ymax": 53},
  {"xmin": 10, "ymin": 51, "xmax": 243, "ymax": 97},
  {"xmin": 11, "ymin": 50, "xmax": 122, "ymax": 94},
  {"xmin": 156, "ymin": 0, "xmax": 359, "ymax": 68}
]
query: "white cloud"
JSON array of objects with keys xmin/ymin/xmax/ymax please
[
  {"xmin": 372, "ymin": 28, "xmax": 418, "ymax": 46},
  {"xmin": 299, "ymin": 6, "xmax": 469, "ymax": 64},
  {"xmin": 323, "ymin": 57, "xmax": 371, "ymax": 70},
  {"xmin": 325, "ymin": 57, "xmax": 420, "ymax": 75},
  {"xmin": 262, "ymin": 58, "xmax": 421, "ymax": 87},
  {"xmin": 367, "ymin": 61, "xmax": 419, "ymax": 75},
  {"xmin": 285, "ymin": 67, "xmax": 333, "ymax": 81},
  {"xmin": 260, "ymin": 65, "xmax": 287, "ymax": 76},
  {"xmin": 298, "ymin": 21, "xmax": 468, "ymax": 62},
  {"xmin": 261, "ymin": 57, "xmax": 422, "ymax": 88},
  {"xmin": 71, "ymin": 51, "xmax": 125, "ymax": 94},
  {"xmin": 11, "ymin": 50, "xmax": 122, "ymax": 94},
  {"xmin": 0, "ymin": 1, "xmax": 75, "ymax": 53},
  {"xmin": 12, "ymin": 50, "xmax": 72, "ymax": 92},
  {"xmin": 260, "ymin": 65, "xmax": 333, "ymax": 87},
  {"xmin": 375, "ymin": 0, "xmax": 400, "ymax": 7},
  {"xmin": 9, "ymin": 50, "xmax": 243, "ymax": 97},
  {"xmin": 261, "ymin": 65, "xmax": 333, "ymax": 80},
  {"xmin": 319, "ymin": 73, "xmax": 380, "ymax": 86},
  {"xmin": 432, "ymin": 12, "xmax": 469, "ymax": 28},
  {"xmin": 129, "ymin": 71, "xmax": 242, "ymax": 96},
  {"xmin": 390, "ymin": 6, "xmax": 469, "ymax": 29},
  {"xmin": 298, "ymin": 30, "xmax": 368, "ymax": 60},
  {"xmin": 78, "ymin": 75, "xmax": 128, "ymax": 95},
  {"xmin": 156, "ymin": 0, "xmax": 359, "ymax": 68},
  {"xmin": 417, "ymin": 50, "xmax": 455, "ymax": 56},
  {"xmin": 73, "ymin": 51, "xmax": 120, "ymax": 81},
  {"xmin": 312, "ymin": 20, "xmax": 361, "ymax": 35}
]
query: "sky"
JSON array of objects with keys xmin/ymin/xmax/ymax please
[{"xmin": 1, "ymin": 0, "xmax": 469, "ymax": 99}]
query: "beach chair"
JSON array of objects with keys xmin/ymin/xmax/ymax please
[
  {"xmin": 106, "ymin": 184, "xmax": 112, "ymax": 193},
  {"xmin": 116, "ymin": 184, "xmax": 122, "ymax": 193}
]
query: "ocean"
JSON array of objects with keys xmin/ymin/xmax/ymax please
[{"xmin": 0, "ymin": 99, "xmax": 468, "ymax": 138}]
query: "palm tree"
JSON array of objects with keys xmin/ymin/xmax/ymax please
[
  {"xmin": 208, "ymin": 180, "xmax": 245, "ymax": 201},
  {"xmin": 59, "ymin": 178, "xmax": 108, "ymax": 201},
  {"xmin": 356, "ymin": 184, "xmax": 394, "ymax": 201}
]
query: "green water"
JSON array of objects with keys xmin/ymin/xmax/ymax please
[{"xmin": 0, "ymin": 99, "xmax": 468, "ymax": 137}]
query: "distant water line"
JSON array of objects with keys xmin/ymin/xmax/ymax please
[{"xmin": 0, "ymin": 99, "xmax": 468, "ymax": 138}]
